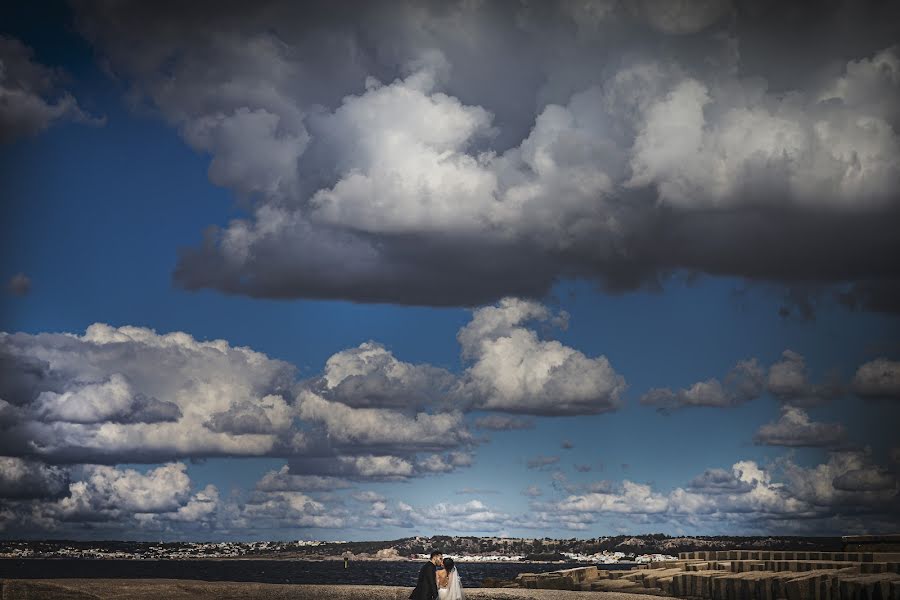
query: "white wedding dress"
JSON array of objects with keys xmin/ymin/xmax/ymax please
[{"xmin": 438, "ymin": 569, "xmax": 464, "ymax": 600}]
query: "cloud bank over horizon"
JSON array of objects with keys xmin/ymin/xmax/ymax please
[
  {"xmin": 0, "ymin": 299, "xmax": 623, "ymax": 479},
  {"xmin": 2, "ymin": 300, "xmax": 898, "ymax": 537}
]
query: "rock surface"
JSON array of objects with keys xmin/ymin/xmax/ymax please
[{"xmin": 0, "ymin": 579, "xmax": 671, "ymax": 600}]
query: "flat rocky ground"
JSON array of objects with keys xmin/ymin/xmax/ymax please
[{"xmin": 0, "ymin": 579, "xmax": 671, "ymax": 600}]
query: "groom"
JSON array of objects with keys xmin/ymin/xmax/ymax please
[{"xmin": 410, "ymin": 550, "xmax": 442, "ymax": 600}]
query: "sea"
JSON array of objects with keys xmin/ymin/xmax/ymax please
[{"xmin": 0, "ymin": 559, "xmax": 636, "ymax": 587}]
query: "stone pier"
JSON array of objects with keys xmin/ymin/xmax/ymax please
[{"xmin": 0, "ymin": 580, "xmax": 667, "ymax": 600}]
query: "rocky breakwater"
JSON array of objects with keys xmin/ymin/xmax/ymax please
[
  {"xmin": 503, "ymin": 550, "xmax": 900, "ymax": 600},
  {"xmin": 512, "ymin": 566, "xmax": 671, "ymax": 594}
]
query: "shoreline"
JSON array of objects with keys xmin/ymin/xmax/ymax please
[
  {"xmin": 0, "ymin": 579, "xmax": 670, "ymax": 600},
  {"xmin": 0, "ymin": 556, "xmax": 637, "ymax": 566},
  {"xmin": 1, "ymin": 556, "xmax": 638, "ymax": 564}
]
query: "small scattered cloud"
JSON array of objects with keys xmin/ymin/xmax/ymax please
[
  {"xmin": 852, "ymin": 358, "xmax": 900, "ymax": 400},
  {"xmin": 522, "ymin": 485, "xmax": 543, "ymax": 497},
  {"xmin": 255, "ymin": 466, "xmax": 355, "ymax": 492},
  {"xmin": 767, "ymin": 351, "xmax": 842, "ymax": 406},
  {"xmin": 0, "ymin": 36, "xmax": 103, "ymax": 143},
  {"xmin": 6, "ymin": 273, "xmax": 31, "ymax": 296},
  {"xmin": 0, "ymin": 457, "xmax": 69, "ymax": 499},
  {"xmin": 309, "ymin": 342, "xmax": 455, "ymax": 410},
  {"xmin": 687, "ymin": 468, "xmax": 754, "ymax": 495},
  {"xmin": 351, "ymin": 491, "xmax": 386, "ymax": 503},
  {"xmin": 832, "ymin": 469, "xmax": 896, "ymax": 492},
  {"xmin": 527, "ymin": 455, "xmax": 560, "ymax": 470},
  {"xmin": 472, "ymin": 415, "xmax": 534, "ymax": 431},
  {"xmin": 754, "ymin": 406, "xmax": 847, "ymax": 448},
  {"xmin": 891, "ymin": 447, "xmax": 900, "ymax": 465},
  {"xmin": 642, "ymin": 350, "xmax": 849, "ymax": 413},
  {"xmin": 456, "ymin": 488, "xmax": 500, "ymax": 495},
  {"xmin": 640, "ymin": 359, "xmax": 764, "ymax": 412}
]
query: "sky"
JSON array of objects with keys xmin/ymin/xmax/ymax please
[{"xmin": 0, "ymin": 0, "xmax": 899, "ymax": 542}]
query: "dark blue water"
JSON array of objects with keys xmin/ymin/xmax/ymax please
[{"xmin": 0, "ymin": 559, "xmax": 625, "ymax": 586}]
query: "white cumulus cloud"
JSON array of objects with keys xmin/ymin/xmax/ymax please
[{"xmin": 456, "ymin": 298, "xmax": 626, "ymax": 415}]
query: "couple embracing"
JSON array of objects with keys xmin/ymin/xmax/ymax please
[{"xmin": 410, "ymin": 551, "xmax": 464, "ymax": 600}]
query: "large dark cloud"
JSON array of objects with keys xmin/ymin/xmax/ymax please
[{"xmin": 68, "ymin": 0, "xmax": 900, "ymax": 309}]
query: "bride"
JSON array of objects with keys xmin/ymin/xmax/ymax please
[{"xmin": 436, "ymin": 558, "xmax": 464, "ymax": 600}]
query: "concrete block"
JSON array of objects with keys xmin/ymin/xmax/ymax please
[
  {"xmin": 643, "ymin": 568, "xmax": 689, "ymax": 589},
  {"xmin": 609, "ymin": 569, "xmax": 642, "ymax": 580},
  {"xmin": 549, "ymin": 566, "xmax": 599, "ymax": 583},
  {"xmin": 514, "ymin": 573, "xmax": 540, "ymax": 589},
  {"xmin": 657, "ymin": 575, "xmax": 676, "ymax": 595},
  {"xmin": 674, "ymin": 569, "xmax": 732, "ymax": 599},
  {"xmin": 533, "ymin": 575, "xmax": 575, "ymax": 590},
  {"xmin": 591, "ymin": 578, "xmax": 646, "ymax": 592},
  {"xmin": 782, "ymin": 568, "xmax": 856, "ymax": 600},
  {"xmin": 837, "ymin": 573, "xmax": 900, "ymax": 600},
  {"xmin": 622, "ymin": 570, "xmax": 648, "ymax": 583},
  {"xmin": 860, "ymin": 563, "xmax": 888, "ymax": 574},
  {"xmin": 730, "ymin": 561, "xmax": 766, "ymax": 573}
]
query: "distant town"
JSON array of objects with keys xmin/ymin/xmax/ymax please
[{"xmin": 0, "ymin": 534, "xmax": 841, "ymax": 563}]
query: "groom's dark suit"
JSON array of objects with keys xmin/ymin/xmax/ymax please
[{"xmin": 410, "ymin": 560, "xmax": 439, "ymax": 600}]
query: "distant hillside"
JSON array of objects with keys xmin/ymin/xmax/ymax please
[
  {"xmin": 383, "ymin": 534, "xmax": 844, "ymax": 557},
  {"xmin": 2, "ymin": 534, "xmax": 844, "ymax": 560}
]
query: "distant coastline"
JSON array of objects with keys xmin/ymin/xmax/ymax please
[
  {"xmin": 0, "ymin": 534, "xmax": 842, "ymax": 563},
  {"xmin": 0, "ymin": 557, "xmax": 635, "ymax": 588}
]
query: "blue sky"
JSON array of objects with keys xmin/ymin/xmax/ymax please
[{"xmin": 1, "ymin": 1, "xmax": 899, "ymax": 541}]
